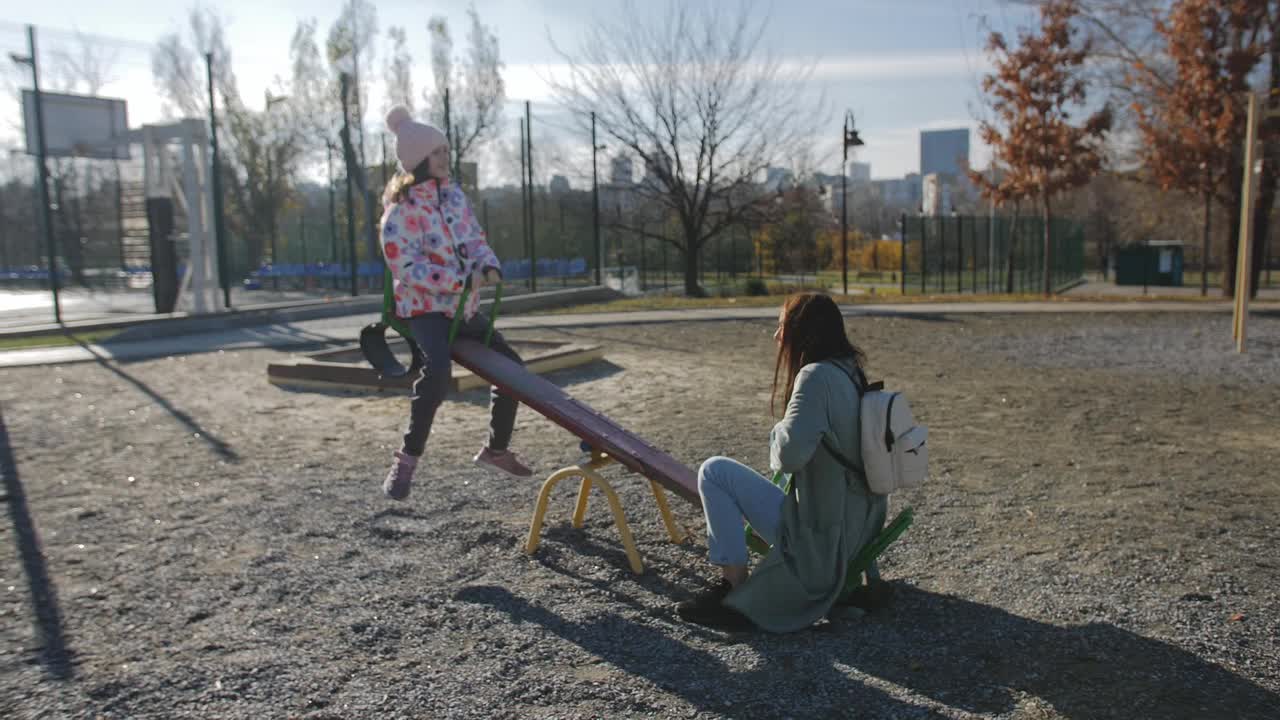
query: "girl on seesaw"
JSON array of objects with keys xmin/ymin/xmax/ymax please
[{"xmin": 378, "ymin": 106, "xmax": 534, "ymax": 500}]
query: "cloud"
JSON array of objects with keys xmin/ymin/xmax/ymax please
[
  {"xmin": 498, "ymin": 48, "xmax": 995, "ymax": 107},
  {"xmin": 500, "ymin": 62, "xmax": 571, "ymax": 105},
  {"xmin": 800, "ymin": 51, "xmax": 994, "ymax": 81}
]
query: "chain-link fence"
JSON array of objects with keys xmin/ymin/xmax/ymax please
[{"xmin": 900, "ymin": 214, "xmax": 1086, "ymax": 295}]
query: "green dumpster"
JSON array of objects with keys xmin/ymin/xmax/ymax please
[{"xmin": 1113, "ymin": 242, "xmax": 1183, "ymax": 287}]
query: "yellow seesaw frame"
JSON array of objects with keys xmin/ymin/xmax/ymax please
[{"xmin": 525, "ymin": 449, "xmax": 689, "ymax": 574}]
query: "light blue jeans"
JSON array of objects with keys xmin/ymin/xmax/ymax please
[
  {"xmin": 697, "ymin": 456, "xmax": 883, "ymax": 583},
  {"xmin": 697, "ymin": 456, "xmax": 785, "ymax": 567}
]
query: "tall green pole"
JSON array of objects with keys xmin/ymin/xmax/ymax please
[{"xmin": 25, "ymin": 26, "xmax": 60, "ymax": 323}]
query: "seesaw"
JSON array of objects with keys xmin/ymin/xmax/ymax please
[
  {"xmin": 267, "ymin": 270, "xmax": 600, "ymax": 393},
  {"xmin": 361, "ymin": 273, "xmax": 911, "ymax": 588},
  {"xmin": 355, "ymin": 273, "xmax": 689, "ymax": 573}
]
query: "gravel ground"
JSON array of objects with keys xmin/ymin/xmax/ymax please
[{"xmin": 1, "ymin": 311, "xmax": 1278, "ymax": 719}]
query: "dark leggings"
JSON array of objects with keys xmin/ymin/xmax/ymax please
[{"xmin": 400, "ymin": 312, "xmax": 523, "ymax": 456}]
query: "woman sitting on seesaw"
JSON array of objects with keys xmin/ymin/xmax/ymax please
[{"xmin": 676, "ymin": 292, "xmax": 890, "ymax": 632}]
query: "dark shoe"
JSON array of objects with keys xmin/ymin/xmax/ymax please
[
  {"xmin": 675, "ymin": 578, "xmax": 753, "ymax": 630},
  {"xmin": 840, "ymin": 580, "xmax": 895, "ymax": 612}
]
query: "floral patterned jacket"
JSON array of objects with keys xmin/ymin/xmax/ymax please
[{"xmin": 379, "ymin": 179, "xmax": 501, "ymax": 321}]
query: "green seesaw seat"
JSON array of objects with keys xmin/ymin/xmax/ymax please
[
  {"xmin": 360, "ymin": 268, "xmax": 504, "ymax": 379},
  {"xmin": 746, "ymin": 471, "xmax": 913, "ymax": 606}
]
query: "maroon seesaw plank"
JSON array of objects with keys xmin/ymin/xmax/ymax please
[{"xmin": 451, "ymin": 339, "xmax": 701, "ymax": 506}]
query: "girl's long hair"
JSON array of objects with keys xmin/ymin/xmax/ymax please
[
  {"xmin": 771, "ymin": 292, "xmax": 866, "ymax": 416},
  {"xmin": 383, "ymin": 157, "xmax": 434, "ymax": 206}
]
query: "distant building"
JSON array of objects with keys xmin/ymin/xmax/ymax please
[
  {"xmin": 765, "ymin": 166, "xmax": 794, "ymax": 193},
  {"xmin": 920, "ymin": 128, "xmax": 970, "ymax": 178},
  {"xmin": 921, "ymin": 174, "xmax": 954, "ymax": 216},
  {"xmin": 549, "ymin": 174, "xmax": 571, "ymax": 194},
  {"xmin": 610, "ymin": 154, "xmax": 634, "ymax": 186},
  {"xmin": 812, "ymin": 172, "xmax": 840, "ymax": 188},
  {"xmin": 459, "ymin": 162, "xmax": 479, "ymax": 194},
  {"xmin": 813, "ymin": 163, "xmax": 870, "ymax": 189},
  {"xmin": 873, "ymin": 173, "xmax": 922, "ymax": 209}
]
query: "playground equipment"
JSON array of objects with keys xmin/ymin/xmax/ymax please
[
  {"xmin": 268, "ymin": 273, "xmax": 601, "ymax": 393},
  {"xmin": 1233, "ymin": 92, "xmax": 1277, "ymax": 354},
  {"xmin": 359, "ymin": 269, "xmax": 504, "ymax": 379},
  {"xmin": 15, "ymin": 75, "xmax": 223, "ymax": 318},
  {"xmin": 440, "ymin": 332, "xmax": 913, "ymax": 581},
  {"xmin": 354, "ymin": 266, "xmax": 911, "ymax": 585},
  {"xmin": 358, "ymin": 269, "xmax": 425, "ymax": 379}
]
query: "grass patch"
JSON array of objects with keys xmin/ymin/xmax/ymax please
[{"xmin": 0, "ymin": 328, "xmax": 122, "ymax": 351}]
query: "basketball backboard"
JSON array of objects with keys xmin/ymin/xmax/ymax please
[{"xmin": 21, "ymin": 89, "xmax": 130, "ymax": 160}]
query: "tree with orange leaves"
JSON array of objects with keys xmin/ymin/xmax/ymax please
[
  {"xmin": 969, "ymin": 0, "xmax": 1112, "ymax": 296},
  {"xmin": 1131, "ymin": 0, "xmax": 1265, "ymax": 296}
]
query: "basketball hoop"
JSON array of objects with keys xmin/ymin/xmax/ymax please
[{"xmin": 19, "ymin": 89, "xmax": 129, "ymax": 160}]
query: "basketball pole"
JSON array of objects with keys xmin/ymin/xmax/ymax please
[{"xmin": 15, "ymin": 26, "xmax": 60, "ymax": 324}]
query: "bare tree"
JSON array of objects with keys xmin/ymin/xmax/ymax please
[
  {"xmin": 426, "ymin": 16, "xmax": 452, "ymax": 117},
  {"xmin": 326, "ymin": 0, "xmax": 377, "ymax": 166},
  {"xmin": 384, "ymin": 25, "xmax": 414, "ymax": 116},
  {"xmin": 548, "ymin": 0, "xmax": 821, "ymax": 295},
  {"xmin": 49, "ymin": 30, "xmax": 118, "ymax": 96},
  {"xmin": 424, "ymin": 5, "xmax": 506, "ymax": 177},
  {"xmin": 290, "ymin": 18, "xmax": 337, "ymax": 153},
  {"xmin": 152, "ymin": 7, "xmax": 239, "ymax": 120},
  {"xmin": 153, "ymin": 8, "xmax": 305, "ymax": 272}
]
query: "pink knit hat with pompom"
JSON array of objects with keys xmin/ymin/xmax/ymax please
[{"xmin": 386, "ymin": 106, "xmax": 447, "ymax": 173}]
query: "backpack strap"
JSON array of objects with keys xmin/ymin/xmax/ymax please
[
  {"xmin": 827, "ymin": 360, "xmax": 896, "ymax": 453},
  {"xmin": 821, "ymin": 359, "xmax": 873, "ymax": 491},
  {"xmin": 883, "ymin": 393, "xmax": 898, "ymax": 452},
  {"xmin": 827, "ymin": 359, "xmax": 880, "ymax": 397},
  {"xmin": 821, "ymin": 435, "xmax": 861, "ymax": 475}
]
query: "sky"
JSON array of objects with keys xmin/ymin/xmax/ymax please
[{"xmin": 0, "ymin": 0, "xmax": 1040, "ymax": 184}]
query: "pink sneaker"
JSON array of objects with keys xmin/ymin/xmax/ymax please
[
  {"xmin": 383, "ymin": 450, "xmax": 418, "ymax": 500},
  {"xmin": 473, "ymin": 447, "xmax": 534, "ymax": 479}
]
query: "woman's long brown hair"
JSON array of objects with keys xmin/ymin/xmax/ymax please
[
  {"xmin": 771, "ymin": 292, "xmax": 866, "ymax": 416},
  {"xmin": 382, "ymin": 157, "xmax": 434, "ymax": 206}
]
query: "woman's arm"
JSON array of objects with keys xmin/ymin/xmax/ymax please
[
  {"xmin": 769, "ymin": 364, "xmax": 831, "ymax": 474},
  {"xmin": 382, "ymin": 204, "xmax": 463, "ymax": 294}
]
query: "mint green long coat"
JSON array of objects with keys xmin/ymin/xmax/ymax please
[{"xmin": 724, "ymin": 358, "xmax": 889, "ymax": 633}]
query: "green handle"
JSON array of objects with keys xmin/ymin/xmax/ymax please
[
  {"xmin": 382, "ymin": 268, "xmax": 414, "ymax": 339},
  {"xmin": 483, "ymin": 282, "xmax": 503, "ymax": 346},
  {"xmin": 448, "ymin": 284, "xmax": 471, "ymax": 345},
  {"xmin": 447, "ymin": 278, "xmax": 504, "ymax": 347}
]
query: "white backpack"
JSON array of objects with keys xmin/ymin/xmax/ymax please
[{"xmin": 822, "ymin": 362, "xmax": 929, "ymax": 495}]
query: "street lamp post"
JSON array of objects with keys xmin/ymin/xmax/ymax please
[
  {"xmin": 327, "ymin": 141, "xmax": 338, "ymax": 290},
  {"xmin": 591, "ymin": 112, "xmax": 605, "ymax": 286},
  {"xmin": 841, "ymin": 110, "xmax": 864, "ymax": 297},
  {"xmin": 264, "ymin": 91, "xmax": 288, "ymax": 291}
]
